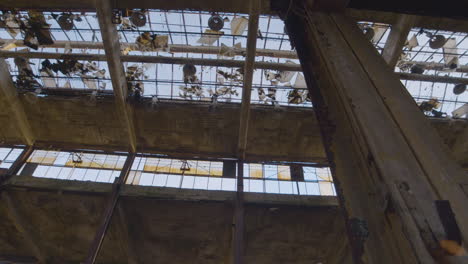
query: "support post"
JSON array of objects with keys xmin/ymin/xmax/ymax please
[
  {"xmin": 0, "ymin": 59, "xmax": 34, "ymax": 146},
  {"xmin": 284, "ymin": 5, "xmax": 468, "ymax": 264},
  {"xmin": 234, "ymin": 161, "xmax": 245, "ymax": 264},
  {"xmin": 382, "ymin": 15, "xmax": 416, "ymax": 68},
  {"xmin": 84, "ymin": 153, "xmax": 135, "ymax": 264},
  {"xmin": 95, "ymin": 0, "xmax": 137, "ymax": 153},
  {"xmin": 237, "ymin": 0, "xmax": 260, "ymax": 159},
  {"xmin": 233, "ymin": 2, "xmax": 260, "ymax": 263}
]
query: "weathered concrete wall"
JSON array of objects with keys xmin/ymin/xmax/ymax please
[
  {"xmin": 0, "ymin": 96, "xmax": 465, "ymax": 167},
  {"xmin": 0, "ymin": 177, "xmax": 347, "ymax": 264}
]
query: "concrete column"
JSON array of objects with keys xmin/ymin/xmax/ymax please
[{"xmin": 284, "ymin": 6, "xmax": 468, "ymax": 264}]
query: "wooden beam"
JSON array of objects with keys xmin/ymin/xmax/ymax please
[
  {"xmin": 237, "ymin": 0, "xmax": 260, "ymax": 160},
  {"xmin": 0, "ymin": 59, "xmax": 34, "ymax": 146},
  {"xmin": 2, "ymin": 50, "xmax": 467, "ymax": 84},
  {"xmin": 286, "ymin": 6, "xmax": 468, "ymax": 263},
  {"xmin": 382, "ymin": 15, "xmax": 416, "ymax": 68},
  {"xmin": 95, "ymin": 0, "xmax": 137, "ymax": 153},
  {"xmin": 84, "ymin": 153, "xmax": 135, "ymax": 264},
  {"xmin": 1, "ymin": 191, "xmax": 47, "ymax": 263}
]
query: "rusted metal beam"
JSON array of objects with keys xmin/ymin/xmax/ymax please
[
  {"xmin": 84, "ymin": 153, "xmax": 135, "ymax": 264},
  {"xmin": 95, "ymin": 0, "xmax": 137, "ymax": 153},
  {"xmin": 382, "ymin": 15, "xmax": 416, "ymax": 68},
  {"xmin": 0, "ymin": 59, "xmax": 34, "ymax": 146}
]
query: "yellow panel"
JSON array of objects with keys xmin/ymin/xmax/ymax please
[
  {"xmin": 250, "ymin": 164, "xmax": 263, "ymax": 178},
  {"xmin": 210, "ymin": 169, "xmax": 223, "ymax": 177},
  {"xmin": 277, "ymin": 165, "xmax": 291, "ymax": 180}
]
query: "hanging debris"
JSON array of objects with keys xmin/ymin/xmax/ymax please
[
  {"xmin": 218, "ymin": 42, "xmax": 241, "ymax": 57},
  {"xmin": 130, "ymin": 10, "xmax": 147, "ymax": 27},
  {"xmin": 287, "ymin": 89, "xmax": 309, "ymax": 104},
  {"xmin": 40, "ymin": 59, "xmax": 106, "ymax": 90},
  {"xmin": 410, "ymin": 64, "xmax": 425, "ymax": 74},
  {"xmin": 197, "ymin": 29, "xmax": 223, "ymax": 45},
  {"xmin": 452, "ymin": 103, "xmax": 468, "ymax": 118},
  {"xmin": 443, "ymin": 38, "xmax": 459, "ymax": 69},
  {"xmin": 183, "ymin": 64, "xmax": 197, "ymax": 84},
  {"xmin": 0, "ymin": 11, "xmax": 21, "ymax": 38},
  {"xmin": 257, "ymin": 87, "xmax": 277, "ymax": 104},
  {"xmin": 429, "ymin": 34, "xmax": 446, "ymax": 49},
  {"xmin": 453, "ymin": 84, "xmax": 466, "ymax": 95},
  {"xmin": 179, "ymin": 85, "xmax": 203, "ymax": 99},
  {"xmin": 419, "ymin": 98, "xmax": 440, "ymax": 112},
  {"xmin": 405, "ymin": 34, "xmax": 419, "ymax": 50},
  {"xmin": 52, "ymin": 12, "xmax": 82, "ymax": 31},
  {"xmin": 136, "ymin": 32, "xmax": 169, "ymax": 52},
  {"xmin": 14, "ymin": 57, "xmax": 41, "ymax": 89},
  {"xmin": 230, "ymin": 16, "xmax": 248, "ymax": 35},
  {"xmin": 210, "ymin": 86, "xmax": 238, "ymax": 97},
  {"xmin": 217, "ymin": 69, "xmax": 243, "ymax": 84},
  {"xmin": 208, "ymin": 13, "xmax": 224, "ymax": 31},
  {"xmin": 293, "ymin": 73, "xmax": 307, "ymax": 89},
  {"xmin": 126, "ymin": 64, "xmax": 149, "ymax": 100},
  {"xmin": 19, "ymin": 11, "xmax": 54, "ymax": 50}
]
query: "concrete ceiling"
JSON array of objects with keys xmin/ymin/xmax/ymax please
[{"xmin": 0, "ymin": 176, "xmax": 348, "ymax": 264}]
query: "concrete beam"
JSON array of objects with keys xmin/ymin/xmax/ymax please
[
  {"xmin": 0, "ymin": 50, "xmax": 301, "ymax": 72},
  {"xmin": 2, "ymin": 50, "xmax": 467, "ymax": 84},
  {"xmin": 0, "ymin": 39, "xmax": 298, "ymax": 60},
  {"xmin": 399, "ymin": 61, "xmax": 468, "ymax": 74},
  {"xmin": 382, "ymin": 15, "xmax": 416, "ymax": 68},
  {"xmin": 0, "ymin": 0, "xmax": 467, "ymax": 32},
  {"xmin": 287, "ymin": 7, "xmax": 468, "ymax": 263},
  {"xmin": 5, "ymin": 176, "xmax": 339, "ymax": 207},
  {"xmin": 95, "ymin": 0, "xmax": 137, "ymax": 153},
  {"xmin": 346, "ymin": 9, "xmax": 468, "ymax": 33},
  {"xmin": 237, "ymin": 2, "xmax": 260, "ymax": 160},
  {"xmin": 0, "ymin": 59, "xmax": 34, "ymax": 146}
]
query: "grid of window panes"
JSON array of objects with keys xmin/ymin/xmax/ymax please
[
  {"xmin": 0, "ymin": 147, "xmax": 24, "ymax": 170},
  {"xmin": 126, "ymin": 157, "xmax": 236, "ymax": 191},
  {"xmin": 18, "ymin": 150, "xmax": 126, "ymax": 182},
  {"xmin": 10, "ymin": 149, "xmax": 336, "ymax": 196},
  {"xmin": 243, "ymin": 164, "xmax": 336, "ymax": 196}
]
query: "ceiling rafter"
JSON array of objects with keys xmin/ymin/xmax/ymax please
[{"xmin": 95, "ymin": 0, "xmax": 137, "ymax": 153}]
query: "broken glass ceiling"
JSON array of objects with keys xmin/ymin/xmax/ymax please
[{"xmin": 0, "ymin": 10, "xmax": 466, "ymax": 115}]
